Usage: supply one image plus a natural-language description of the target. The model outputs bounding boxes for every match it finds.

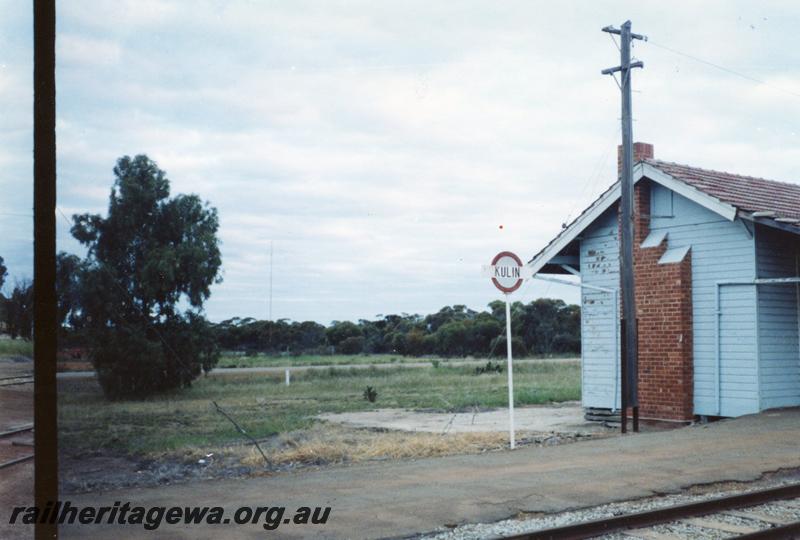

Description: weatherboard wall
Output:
[648,184,758,417]
[579,207,620,410]
[755,225,800,410]
[576,180,767,417]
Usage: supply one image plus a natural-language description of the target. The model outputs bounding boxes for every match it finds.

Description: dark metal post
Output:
[603,20,645,432]
[633,318,640,432]
[620,318,627,433]
[34,0,58,538]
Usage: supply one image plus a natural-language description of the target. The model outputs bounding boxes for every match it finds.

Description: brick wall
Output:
[623,181,694,421]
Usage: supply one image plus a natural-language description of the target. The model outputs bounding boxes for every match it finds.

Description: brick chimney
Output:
[617,142,654,176]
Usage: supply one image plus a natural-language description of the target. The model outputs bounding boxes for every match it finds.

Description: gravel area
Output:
[419,471,800,540]
[750,501,800,518]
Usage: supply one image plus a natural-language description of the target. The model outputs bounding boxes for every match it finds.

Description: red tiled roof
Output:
[646,159,800,221]
[527,157,800,269]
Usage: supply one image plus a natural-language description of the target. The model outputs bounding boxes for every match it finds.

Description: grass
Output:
[216,352,578,368]
[217,353,416,368]
[58,361,580,458]
[242,425,511,467]
[0,338,32,358]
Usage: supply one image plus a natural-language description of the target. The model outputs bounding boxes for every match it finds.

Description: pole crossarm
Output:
[602,61,644,75]
[602,24,647,41]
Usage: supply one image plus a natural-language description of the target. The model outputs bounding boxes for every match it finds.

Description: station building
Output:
[529,143,800,421]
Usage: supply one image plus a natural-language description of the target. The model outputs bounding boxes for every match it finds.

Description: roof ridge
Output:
[645,158,800,190]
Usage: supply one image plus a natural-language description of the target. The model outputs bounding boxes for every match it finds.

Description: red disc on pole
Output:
[490,251,524,293]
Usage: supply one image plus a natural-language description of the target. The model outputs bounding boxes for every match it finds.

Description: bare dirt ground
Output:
[60,411,609,495]
[0,356,33,540]
[59,408,800,539]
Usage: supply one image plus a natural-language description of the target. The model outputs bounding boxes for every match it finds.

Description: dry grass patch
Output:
[242,424,511,467]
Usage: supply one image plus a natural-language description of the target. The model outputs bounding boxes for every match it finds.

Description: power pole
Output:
[602,20,645,433]
[269,240,273,321]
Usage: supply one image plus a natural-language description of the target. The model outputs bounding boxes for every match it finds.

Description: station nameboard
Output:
[487,251,525,293]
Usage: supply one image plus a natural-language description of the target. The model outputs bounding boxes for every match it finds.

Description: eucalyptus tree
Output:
[72,155,222,398]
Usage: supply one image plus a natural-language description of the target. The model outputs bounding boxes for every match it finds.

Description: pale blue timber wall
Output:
[578,183,759,416]
[580,207,620,409]
[648,184,758,417]
[756,225,800,410]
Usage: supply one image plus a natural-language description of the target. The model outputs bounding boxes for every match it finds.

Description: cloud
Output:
[58,34,121,67]
[2,1,799,322]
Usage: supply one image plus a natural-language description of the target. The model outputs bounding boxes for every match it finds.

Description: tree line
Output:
[213,298,580,358]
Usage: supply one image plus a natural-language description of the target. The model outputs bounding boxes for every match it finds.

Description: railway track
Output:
[0,375,34,387]
[501,483,800,540]
[0,424,33,470]
[0,424,33,438]
[0,453,34,469]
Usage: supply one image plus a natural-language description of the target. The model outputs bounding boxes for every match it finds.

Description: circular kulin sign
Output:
[490,251,524,293]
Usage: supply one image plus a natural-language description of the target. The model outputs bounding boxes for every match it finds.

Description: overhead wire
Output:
[646,39,800,100]
[563,125,621,226]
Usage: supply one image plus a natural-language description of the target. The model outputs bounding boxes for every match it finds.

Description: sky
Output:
[1,1,800,324]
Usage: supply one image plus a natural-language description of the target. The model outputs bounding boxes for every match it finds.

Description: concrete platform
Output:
[318,402,611,434]
[58,408,800,539]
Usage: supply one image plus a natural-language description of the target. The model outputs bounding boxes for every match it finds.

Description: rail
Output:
[500,483,800,539]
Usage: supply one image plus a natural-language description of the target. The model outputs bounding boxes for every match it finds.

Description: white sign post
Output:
[504,297,515,449]
[483,251,527,450]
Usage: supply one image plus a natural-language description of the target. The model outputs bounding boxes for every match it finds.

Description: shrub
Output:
[363,386,378,403]
[475,361,503,375]
[337,336,364,355]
